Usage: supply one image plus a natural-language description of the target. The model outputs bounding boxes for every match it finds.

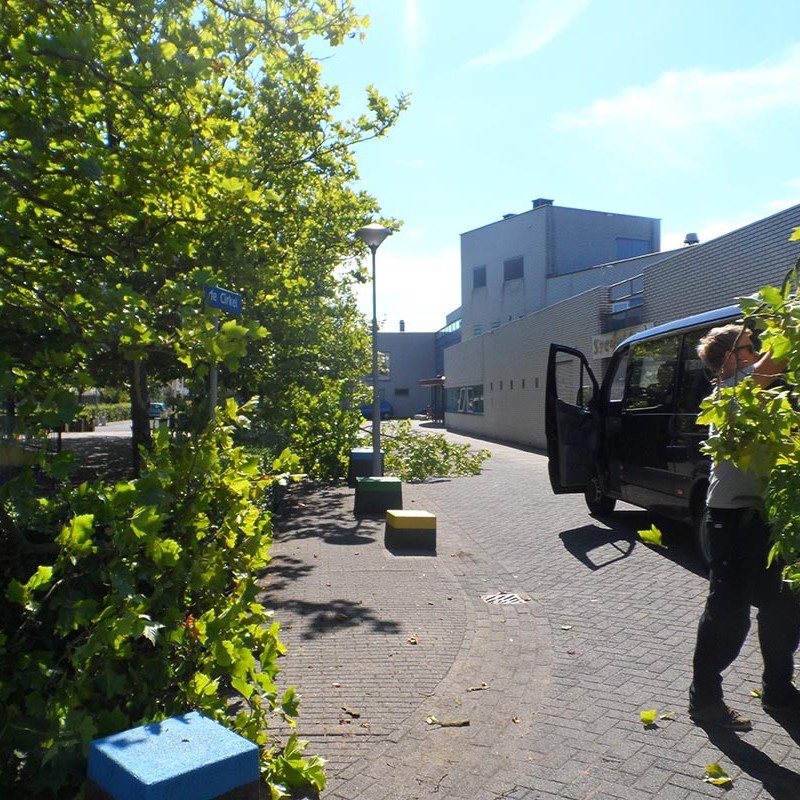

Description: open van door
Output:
[545,343,600,494]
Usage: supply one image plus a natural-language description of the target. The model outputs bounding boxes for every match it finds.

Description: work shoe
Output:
[763,688,800,715]
[689,702,753,731]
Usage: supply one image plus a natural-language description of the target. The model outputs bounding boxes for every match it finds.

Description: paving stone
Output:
[261,426,800,799]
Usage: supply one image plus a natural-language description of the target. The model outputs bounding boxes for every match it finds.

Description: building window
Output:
[394,388,409,397]
[446,385,484,415]
[473,265,487,289]
[473,324,483,336]
[607,275,644,332]
[503,256,523,281]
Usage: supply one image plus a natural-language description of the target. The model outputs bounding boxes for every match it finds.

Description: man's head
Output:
[697,323,758,376]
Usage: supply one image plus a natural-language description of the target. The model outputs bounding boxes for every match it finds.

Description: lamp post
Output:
[355,222,393,476]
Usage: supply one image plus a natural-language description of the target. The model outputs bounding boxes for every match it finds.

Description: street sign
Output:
[204,285,242,316]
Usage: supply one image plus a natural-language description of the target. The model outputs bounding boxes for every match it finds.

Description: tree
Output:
[0,0,406,471]
[698,232,800,582]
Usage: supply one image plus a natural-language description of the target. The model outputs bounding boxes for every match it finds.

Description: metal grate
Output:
[481,592,529,605]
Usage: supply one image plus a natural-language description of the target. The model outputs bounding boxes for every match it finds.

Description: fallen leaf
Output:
[638,524,666,549]
[751,687,762,698]
[331,682,341,688]
[511,716,521,724]
[425,715,470,727]
[659,711,677,721]
[341,706,361,718]
[466,682,489,692]
[560,625,573,631]
[334,612,349,622]
[703,763,735,787]
[640,709,658,727]
[407,634,418,645]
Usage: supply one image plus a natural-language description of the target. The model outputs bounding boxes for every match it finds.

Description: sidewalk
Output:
[266,430,800,800]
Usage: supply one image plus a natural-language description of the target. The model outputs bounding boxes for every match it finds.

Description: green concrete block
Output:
[354,477,402,515]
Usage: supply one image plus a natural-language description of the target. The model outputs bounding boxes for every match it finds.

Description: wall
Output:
[375,331,436,419]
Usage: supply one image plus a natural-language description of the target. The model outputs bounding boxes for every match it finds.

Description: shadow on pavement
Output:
[559,524,636,570]
[558,509,707,578]
[703,726,800,798]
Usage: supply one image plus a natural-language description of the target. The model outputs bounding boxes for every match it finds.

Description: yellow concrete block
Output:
[385,510,436,530]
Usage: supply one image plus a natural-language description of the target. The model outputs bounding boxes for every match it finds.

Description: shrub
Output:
[0,399,324,798]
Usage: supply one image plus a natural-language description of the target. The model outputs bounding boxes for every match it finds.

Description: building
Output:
[444,201,800,450]
[372,328,437,419]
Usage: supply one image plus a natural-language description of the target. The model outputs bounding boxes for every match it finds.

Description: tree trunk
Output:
[129,357,151,476]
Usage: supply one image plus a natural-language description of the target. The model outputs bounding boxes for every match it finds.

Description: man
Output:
[689,323,800,731]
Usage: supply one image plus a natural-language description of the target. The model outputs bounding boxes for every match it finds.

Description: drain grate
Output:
[481,592,529,605]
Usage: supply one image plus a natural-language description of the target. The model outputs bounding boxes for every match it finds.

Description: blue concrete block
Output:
[347,447,384,486]
[87,711,259,800]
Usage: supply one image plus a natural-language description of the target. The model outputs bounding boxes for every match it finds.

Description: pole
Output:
[370,245,382,476]
[209,315,219,421]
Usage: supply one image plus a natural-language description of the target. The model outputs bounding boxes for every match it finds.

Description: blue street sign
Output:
[204,285,242,316]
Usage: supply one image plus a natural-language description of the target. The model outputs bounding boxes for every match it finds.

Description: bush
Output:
[0,399,324,798]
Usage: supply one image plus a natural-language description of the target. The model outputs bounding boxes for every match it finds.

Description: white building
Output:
[444,201,800,449]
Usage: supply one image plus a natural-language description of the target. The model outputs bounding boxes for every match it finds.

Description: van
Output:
[545,304,742,560]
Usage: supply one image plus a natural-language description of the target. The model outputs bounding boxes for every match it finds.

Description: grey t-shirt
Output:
[706,366,764,509]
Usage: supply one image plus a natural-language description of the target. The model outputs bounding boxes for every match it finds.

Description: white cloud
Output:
[353,245,461,332]
[556,45,800,134]
[469,0,591,67]
[662,190,800,250]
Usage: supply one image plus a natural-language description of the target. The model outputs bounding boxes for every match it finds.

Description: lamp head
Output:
[355,223,393,250]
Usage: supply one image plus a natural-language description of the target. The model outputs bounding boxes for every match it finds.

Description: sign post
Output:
[203,285,243,420]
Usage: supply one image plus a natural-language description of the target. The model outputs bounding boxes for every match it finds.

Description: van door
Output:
[545,344,600,494]
[613,334,682,510]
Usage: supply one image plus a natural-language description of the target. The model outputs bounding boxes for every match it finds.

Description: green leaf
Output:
[789,226,800,241]
[703,762,734,786]
[638,525,666,549]
[640,709,658,726]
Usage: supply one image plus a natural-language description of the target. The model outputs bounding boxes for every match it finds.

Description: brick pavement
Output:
[264,427,800,799]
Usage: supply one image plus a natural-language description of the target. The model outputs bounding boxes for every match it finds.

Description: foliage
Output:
[697,245,800,584]
[378,419,491,483]
[0,400,322,798]
[0,0,406,464]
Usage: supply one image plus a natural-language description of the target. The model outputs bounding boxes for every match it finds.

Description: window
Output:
[473,265,487,289]
[394,388,410,397]
[378,351,390,378]
[503,257,524,281]
[446,385,484,414]
[623,336,681,409]
[676,331,713,413]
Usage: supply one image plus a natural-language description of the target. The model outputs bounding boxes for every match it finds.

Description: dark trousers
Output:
[690,507,800,708]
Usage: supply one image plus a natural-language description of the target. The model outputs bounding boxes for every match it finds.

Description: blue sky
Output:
[316,0,800,332]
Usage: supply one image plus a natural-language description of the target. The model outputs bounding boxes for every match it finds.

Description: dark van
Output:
[545,304,742,559]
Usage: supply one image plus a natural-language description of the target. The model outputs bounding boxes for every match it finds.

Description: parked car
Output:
[360,400,393,420]
[148,402,166,419]
[545,304,743,563]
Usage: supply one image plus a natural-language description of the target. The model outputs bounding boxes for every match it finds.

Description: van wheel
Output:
[585,472,616,516]
[694,510,711,568]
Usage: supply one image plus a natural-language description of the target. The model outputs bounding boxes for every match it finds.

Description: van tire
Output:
[694,509,711,568]
[585,472,616,516]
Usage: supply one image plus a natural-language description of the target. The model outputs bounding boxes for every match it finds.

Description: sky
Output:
[314,0,800,332]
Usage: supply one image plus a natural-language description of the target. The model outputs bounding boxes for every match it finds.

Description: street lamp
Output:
[355,222,393,476]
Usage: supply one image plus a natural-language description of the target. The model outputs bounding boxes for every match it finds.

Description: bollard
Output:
[86,711,260,800]
[347,447,384,487]
[384,510,437,553]
[353,476,402,516]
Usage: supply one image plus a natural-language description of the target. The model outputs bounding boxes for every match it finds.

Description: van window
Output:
[623,336,681,410]
[676,330,713,413]
[607,349,629,402]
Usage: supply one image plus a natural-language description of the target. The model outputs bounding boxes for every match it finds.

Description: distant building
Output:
[444,201,800,449]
